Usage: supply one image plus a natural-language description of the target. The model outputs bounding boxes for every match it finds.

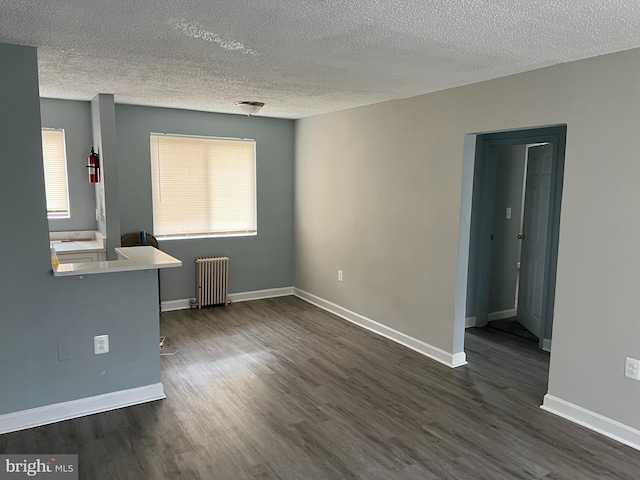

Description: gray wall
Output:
[0,43,162,416]
[488,145,526,313]
[40,98,97,232]
[92,94,121,260]
[115,105,295,300]
[295,46,640,430]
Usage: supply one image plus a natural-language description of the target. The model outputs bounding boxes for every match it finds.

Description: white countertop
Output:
[53,246,181,277]
[52,239,105,254]
[50,230,106,254]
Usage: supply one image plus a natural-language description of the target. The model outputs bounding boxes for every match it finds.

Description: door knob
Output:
[517,234,526,240]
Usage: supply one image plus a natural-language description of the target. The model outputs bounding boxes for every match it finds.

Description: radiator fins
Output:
[195,257,229,308]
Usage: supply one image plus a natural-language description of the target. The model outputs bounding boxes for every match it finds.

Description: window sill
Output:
[157,232,257,242]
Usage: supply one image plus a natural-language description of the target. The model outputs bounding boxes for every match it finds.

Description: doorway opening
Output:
[458,126,566,358]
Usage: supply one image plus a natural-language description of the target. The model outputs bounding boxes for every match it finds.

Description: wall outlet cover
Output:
[625,357,640,380]
[94,335,109,355]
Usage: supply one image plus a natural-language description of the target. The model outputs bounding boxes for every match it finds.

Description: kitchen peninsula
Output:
[53,246,181,277]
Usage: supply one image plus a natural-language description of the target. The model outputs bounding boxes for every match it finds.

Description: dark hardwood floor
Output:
[2,296,639,479]
[486,317,539,344]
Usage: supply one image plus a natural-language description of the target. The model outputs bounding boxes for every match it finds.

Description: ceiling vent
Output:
[234,101,265,116]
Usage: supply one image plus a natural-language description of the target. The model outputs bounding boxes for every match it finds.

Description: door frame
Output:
[468,126,566,349]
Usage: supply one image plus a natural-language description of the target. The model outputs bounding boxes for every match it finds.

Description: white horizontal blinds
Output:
[150,136,209,236]
[41,129,70,218]
[150,134,256,237]
[207,139,256,233]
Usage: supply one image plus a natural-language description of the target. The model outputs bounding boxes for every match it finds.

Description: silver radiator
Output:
[195,257,229,308]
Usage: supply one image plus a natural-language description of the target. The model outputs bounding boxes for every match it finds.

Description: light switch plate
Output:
[506,207,512,219]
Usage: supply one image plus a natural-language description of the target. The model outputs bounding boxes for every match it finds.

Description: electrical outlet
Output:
[338,269,343,282]
[94,335,109,355]
[625,357,640,380]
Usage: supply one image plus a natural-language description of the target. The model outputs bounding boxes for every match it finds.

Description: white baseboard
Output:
[0,383,165,435]
[229,287,294,303]
[488,308,517,322]
[161,298,193,312]
[293,288,466,368]
[541,394,640,451]
[161,287,294,312]
[542,338,552,352]
[465,316,476,328]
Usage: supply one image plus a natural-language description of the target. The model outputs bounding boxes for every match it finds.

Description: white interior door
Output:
[517,143,553,338]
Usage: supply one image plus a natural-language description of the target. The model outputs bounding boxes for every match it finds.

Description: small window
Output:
[150,134,257,239]
[41,129,70,219]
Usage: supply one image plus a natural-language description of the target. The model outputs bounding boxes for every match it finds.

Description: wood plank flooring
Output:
[2,296,639,479]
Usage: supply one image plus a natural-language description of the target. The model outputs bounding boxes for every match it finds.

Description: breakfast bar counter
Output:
[53,246,181,277]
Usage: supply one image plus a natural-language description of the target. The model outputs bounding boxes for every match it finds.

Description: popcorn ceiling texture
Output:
[2,0,640,118]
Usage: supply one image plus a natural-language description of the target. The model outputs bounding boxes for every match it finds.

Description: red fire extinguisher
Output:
[87,148,100,183]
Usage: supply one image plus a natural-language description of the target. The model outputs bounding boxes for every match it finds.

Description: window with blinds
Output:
[41,129,70,219]
[150,134,257,238]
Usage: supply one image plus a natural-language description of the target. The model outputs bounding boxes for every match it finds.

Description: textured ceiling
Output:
[2,1,640,118]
